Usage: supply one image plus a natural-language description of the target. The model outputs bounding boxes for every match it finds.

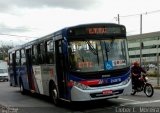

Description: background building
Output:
[127,31,160,66]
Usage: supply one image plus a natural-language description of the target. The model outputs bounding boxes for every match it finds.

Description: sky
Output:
[1,0,160,46]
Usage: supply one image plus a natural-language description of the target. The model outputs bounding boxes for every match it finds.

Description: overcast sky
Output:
[1,0,160,46]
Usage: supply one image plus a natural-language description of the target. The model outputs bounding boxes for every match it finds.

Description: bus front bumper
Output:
[70,79,132,101]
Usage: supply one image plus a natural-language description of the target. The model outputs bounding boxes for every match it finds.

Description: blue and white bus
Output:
[8,23,132,105]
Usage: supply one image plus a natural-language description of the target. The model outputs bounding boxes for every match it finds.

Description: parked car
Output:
[0,69,8,82]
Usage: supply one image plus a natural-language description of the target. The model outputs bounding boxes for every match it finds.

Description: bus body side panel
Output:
[20,65,39,92]
[15,66,20,86]
[8,66,14,86]
[32,65,56,96]
[20,66,30,90]
[9,53,18,86]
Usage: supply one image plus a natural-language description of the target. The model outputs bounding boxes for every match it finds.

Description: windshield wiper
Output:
[86,41,97,55]
[104,42,109,62]
[86,41,99,65]
[102,39,114,62]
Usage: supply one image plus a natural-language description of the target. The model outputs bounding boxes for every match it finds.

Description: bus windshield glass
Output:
[68,38,129,72]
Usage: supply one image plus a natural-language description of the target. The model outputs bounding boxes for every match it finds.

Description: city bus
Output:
[8,23,132,105]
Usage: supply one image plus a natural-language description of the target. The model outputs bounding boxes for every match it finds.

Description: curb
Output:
[153,86,160,89]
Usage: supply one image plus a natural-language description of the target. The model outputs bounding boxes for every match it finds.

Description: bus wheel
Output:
[131,89,136,95]
[50,84,60,106]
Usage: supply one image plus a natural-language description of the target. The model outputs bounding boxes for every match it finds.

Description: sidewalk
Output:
[148,77,160,89]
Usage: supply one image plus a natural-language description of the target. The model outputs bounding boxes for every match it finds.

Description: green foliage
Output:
[147,70,157,77]
[0,45,13,60]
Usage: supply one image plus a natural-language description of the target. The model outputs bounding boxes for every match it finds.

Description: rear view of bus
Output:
[66,23,132,101]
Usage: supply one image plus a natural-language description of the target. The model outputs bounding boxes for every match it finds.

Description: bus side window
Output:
[16,50,20,66]
[46,40,54,64]
[37,42,45,64]
[21,49,26,65]
[32,45,37,65]
[9,53,13,65]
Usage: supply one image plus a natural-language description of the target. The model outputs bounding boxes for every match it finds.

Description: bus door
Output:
[55,39,68,98]
[11,53,18,86]
[26,48,35,91]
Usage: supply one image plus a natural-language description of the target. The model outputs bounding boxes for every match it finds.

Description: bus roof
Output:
[8,23,126,53]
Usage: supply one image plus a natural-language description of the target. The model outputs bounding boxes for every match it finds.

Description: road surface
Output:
[0,81,160,113]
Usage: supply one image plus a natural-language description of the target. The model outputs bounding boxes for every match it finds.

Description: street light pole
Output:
[157,39,160,86]
[140,14,142,66]
[140,14,142,34]
[118,14,120,24]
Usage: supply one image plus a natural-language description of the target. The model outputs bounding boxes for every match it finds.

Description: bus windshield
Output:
[68,38,129,72]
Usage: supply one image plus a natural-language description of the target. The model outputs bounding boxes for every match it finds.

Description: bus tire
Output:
[131,89,136,95]
[49,82,60,106]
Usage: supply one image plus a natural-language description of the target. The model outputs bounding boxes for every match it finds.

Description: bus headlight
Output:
[74,82,89,90]
[122,77,131,85]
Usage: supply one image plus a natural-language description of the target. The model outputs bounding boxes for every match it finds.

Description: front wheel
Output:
[49,84,60,106]
[144,84,154,97]
[131,88,136,95]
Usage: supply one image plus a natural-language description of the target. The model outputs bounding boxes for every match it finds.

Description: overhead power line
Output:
[120,13,140,18]
[119,9,160,18]
[143,10,160,15]
[0,33,36,39]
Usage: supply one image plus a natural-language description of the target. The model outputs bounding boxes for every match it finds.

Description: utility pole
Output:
[140,14,142,34]
[118,14,120,24]
[140,14,142,66]
[157,39,160,86]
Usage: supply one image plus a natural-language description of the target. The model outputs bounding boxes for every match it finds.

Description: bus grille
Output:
[90,89,123,98]
[88,82,121,87]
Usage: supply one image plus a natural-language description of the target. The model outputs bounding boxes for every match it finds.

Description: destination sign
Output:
[87,27,122,35]
[68,25,125,36]
[87,28,107,34]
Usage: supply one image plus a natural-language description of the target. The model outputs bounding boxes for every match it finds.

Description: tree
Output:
[0,45,13,60]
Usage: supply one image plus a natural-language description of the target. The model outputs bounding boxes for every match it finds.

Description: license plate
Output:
[102,90,112,95]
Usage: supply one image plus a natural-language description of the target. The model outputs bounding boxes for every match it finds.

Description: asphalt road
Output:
[0,81,160,113]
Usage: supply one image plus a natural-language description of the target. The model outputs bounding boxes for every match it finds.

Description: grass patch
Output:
[147,70,158,77]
